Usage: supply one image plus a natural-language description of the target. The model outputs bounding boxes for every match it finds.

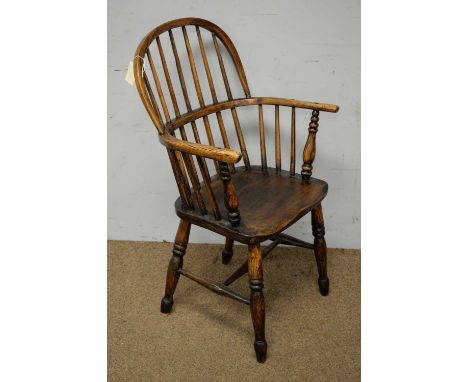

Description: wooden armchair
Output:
[133,18,339,363]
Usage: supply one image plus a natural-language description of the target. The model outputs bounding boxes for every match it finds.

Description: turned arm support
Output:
[159,134,242,164]
[301,109,321,182]
[160,134,241,226]
[219,162,241,226]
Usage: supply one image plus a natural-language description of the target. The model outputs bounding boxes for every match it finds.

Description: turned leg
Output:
[160,219,191,313]
[248,244,267,363]
[312,204,329,296]
[222,238,234,265]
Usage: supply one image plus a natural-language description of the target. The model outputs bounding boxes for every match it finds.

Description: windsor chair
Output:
[133,18,339,363]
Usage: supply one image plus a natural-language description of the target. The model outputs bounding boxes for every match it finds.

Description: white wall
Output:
[108,0,360,248]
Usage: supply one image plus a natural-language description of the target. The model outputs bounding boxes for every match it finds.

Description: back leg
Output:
[312,204,329,296]
[160,219,191,313]
[222,237,234,265]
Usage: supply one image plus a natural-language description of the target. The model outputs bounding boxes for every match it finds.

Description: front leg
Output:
[312,204,329,296]
[248,244,267,362]
[160,219,191,313]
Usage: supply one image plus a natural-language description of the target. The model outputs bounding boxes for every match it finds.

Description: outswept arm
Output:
[166,97,339,132]
[160,96,339,225]
[160,134,242,226]
[159,134,242,164]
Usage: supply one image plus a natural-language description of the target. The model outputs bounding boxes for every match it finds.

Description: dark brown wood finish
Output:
[290,107,296,177]
[301,110,320,182]
[133,18,340,363]
[219,162,241,226]
[195,26,234,175]
[166,98,338,132]
[176,166,328,243]
[178,268,250,304]
[222,237,234,265]
[312,204,329,296]
[248,244,267,362]
[275,105,281,174]
[258,105,267,171]
[223,238,280,286]
[160,219,191,313]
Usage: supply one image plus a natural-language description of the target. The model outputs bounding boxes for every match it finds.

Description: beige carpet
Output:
[108,241,360,381]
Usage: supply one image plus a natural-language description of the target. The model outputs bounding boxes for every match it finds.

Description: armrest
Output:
[159,134,242,164]
[166,97,339,132]
[160,134,242,226]
[255,97,339,113]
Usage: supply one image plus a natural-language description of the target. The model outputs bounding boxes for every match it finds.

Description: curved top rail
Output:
[166,97,339,132]
[133,18,252,135]
[134,18,251,106]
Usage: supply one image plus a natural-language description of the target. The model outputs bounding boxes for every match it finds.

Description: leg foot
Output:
[160,220,191,313]
[318,276,329,296]
[248,244,267,363]
[254,340,268,363]
[222,238,234,264]
[160,297,174,313]
[312,204,329,296]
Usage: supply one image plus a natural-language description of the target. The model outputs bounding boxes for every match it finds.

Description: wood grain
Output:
[290,107,296,177]
[222,237,234,265]
[258,105,267,171]
[159,134,242,164]
[275,105,281,174]
[248,244,267,362]
[132,17,340,364]
[219,162,241,226]
[312,204,329,296]
[160,219,191,313]
[301,110,320,182]
[176,166,328,243]
[166,98,338,132]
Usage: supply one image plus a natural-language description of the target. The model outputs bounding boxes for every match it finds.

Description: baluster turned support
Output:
[161,219,191,313]
[312,204,329,296]
[248,244,267,363]
[301,110,320,182]
[219,162,241,226]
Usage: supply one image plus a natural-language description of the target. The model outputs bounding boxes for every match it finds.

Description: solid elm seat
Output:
[176,166,328,242]
[132,17,340,363]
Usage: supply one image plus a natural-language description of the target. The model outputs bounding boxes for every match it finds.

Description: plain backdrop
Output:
[2,1,468,381]
[108,0,360,248]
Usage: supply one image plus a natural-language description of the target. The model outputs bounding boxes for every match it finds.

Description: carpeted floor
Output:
[108,241,360,381]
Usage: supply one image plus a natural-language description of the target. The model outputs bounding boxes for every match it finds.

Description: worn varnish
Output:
[175,166,328,242]
[133,17,340,363]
